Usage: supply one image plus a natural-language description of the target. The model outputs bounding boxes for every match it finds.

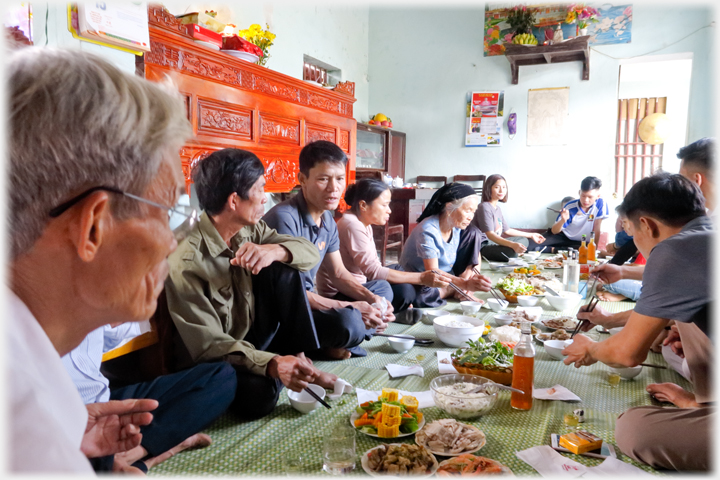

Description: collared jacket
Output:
[165,212,320,375]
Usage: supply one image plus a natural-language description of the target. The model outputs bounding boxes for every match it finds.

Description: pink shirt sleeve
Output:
[338,214,390,282]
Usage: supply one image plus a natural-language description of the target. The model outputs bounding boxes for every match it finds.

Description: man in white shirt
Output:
[8,47,192,473]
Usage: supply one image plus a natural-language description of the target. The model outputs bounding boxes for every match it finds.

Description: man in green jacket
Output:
[165,148,335,419]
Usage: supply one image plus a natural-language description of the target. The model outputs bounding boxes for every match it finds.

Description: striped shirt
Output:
[557,197,609,241]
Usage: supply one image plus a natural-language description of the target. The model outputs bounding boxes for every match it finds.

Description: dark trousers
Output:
[89,361,237,472]
[412,225,483,308]
[321,279,394,356]
[609,238,638,265]
[527,231,581,252]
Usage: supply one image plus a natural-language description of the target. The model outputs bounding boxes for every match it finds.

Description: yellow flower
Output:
[250,24,263,33]
[491,29,499,40]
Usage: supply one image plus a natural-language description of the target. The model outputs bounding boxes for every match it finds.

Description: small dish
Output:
[486,298,508,312]
[388,335,415,353]
[288,384,326,414]
[460,301,483,315]
[421,309,448,325]
[544,339,573,360]
[361,444,438,477]
[415,421,486,456]
[545,291,583,310]
[221,49,259,62]
[493,314,513,326]
[517,295,539,307]
[609,365,643,379]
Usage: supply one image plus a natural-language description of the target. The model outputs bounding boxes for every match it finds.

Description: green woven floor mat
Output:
[148,262,678,476]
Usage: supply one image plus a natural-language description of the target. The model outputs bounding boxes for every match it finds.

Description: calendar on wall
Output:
[465,91,504,147]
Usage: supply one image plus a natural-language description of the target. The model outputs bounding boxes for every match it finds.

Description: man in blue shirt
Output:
[263,141,395,359]
[529,176,609,252]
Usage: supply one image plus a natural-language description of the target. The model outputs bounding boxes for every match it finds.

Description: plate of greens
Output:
[351,399,425,438]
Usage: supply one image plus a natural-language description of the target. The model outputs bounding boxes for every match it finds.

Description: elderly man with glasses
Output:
[7,47,233,474]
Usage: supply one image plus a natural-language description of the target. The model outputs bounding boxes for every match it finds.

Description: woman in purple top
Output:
[471,174,545,262]
[319,178,451,312]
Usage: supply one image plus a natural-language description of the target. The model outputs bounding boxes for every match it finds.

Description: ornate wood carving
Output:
[260,156,299,191]
[253,76,299,102]
[198,99,252,139]
[259,114,300,145]
[148,4,190,36]
[306,124,336,144]
[339,130,350,152]
[333,81,355,97]
[179,147,216,193]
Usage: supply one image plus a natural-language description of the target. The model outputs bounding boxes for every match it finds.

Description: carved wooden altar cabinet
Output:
[139,5,357,195]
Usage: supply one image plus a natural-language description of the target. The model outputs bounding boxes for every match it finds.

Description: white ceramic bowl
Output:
[544,339,573,360]
[222,49,259,62]
[433,315,485,347]
[460,301,483,315]
[493,314,513,326]
[421,309,447,325]
[388,335,415,353]
[523,251,541,261]
[487,298,509,312]
[516,295,539,307]
[609,327,624,336]
[287,384,326,414]
[546,292,583,311]
[194,39,220,50]
[609,365,643,379]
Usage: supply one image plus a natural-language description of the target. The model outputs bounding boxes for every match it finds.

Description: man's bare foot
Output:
[647,383,700,408]
[142,433,212,470]
[324,347,352,360]
[313,370,338,389]
[596,291,627,302]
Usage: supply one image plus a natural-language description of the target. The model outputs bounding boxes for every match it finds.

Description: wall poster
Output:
[465,91,504,147]
[527,87,569,146]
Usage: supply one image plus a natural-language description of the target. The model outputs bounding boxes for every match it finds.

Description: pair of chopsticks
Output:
[304,387,331,409]
[472,267,505,304]
[570,295,599,339]
[433,270,474,301]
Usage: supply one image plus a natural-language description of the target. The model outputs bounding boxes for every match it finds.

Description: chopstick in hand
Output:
[304,387,331,409]
[570,296,599,339]
[434,270,474,301]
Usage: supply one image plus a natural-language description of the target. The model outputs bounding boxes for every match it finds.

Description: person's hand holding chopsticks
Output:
[561,334,598,368]
[419,270,452,288]
[462,270,493,292]
[575,303,613,331]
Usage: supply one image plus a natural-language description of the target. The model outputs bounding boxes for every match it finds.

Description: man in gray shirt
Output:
[563,172,712,472]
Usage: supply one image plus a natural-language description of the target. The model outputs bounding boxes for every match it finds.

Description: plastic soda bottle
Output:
[588,232,596,262]
[578,234,588,264]
[511,321,535,410]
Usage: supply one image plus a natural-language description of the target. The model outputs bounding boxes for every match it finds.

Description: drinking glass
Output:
[322,419,356,475]
[563,412,579,430]
[282,453,305,476]
[607,371,621,388]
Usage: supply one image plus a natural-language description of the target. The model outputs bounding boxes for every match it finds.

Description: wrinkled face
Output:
[234,176,267,226]
[491,179,507,201]
[448,198,479,230]
[578,188,600,210]
[95,153,184,322]
[300,161,346,213]
[363,189,392,226]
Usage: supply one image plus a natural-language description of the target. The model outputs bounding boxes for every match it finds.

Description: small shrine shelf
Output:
[138,4,357,194]
[504,35,590,85]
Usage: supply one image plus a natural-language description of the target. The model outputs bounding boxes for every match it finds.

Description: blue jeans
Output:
[602,279,642,301]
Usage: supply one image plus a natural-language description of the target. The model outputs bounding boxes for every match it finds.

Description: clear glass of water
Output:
[282,453,305,476]
[322,419,356,475]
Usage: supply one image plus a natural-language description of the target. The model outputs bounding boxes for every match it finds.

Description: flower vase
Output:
[579,27,588,36]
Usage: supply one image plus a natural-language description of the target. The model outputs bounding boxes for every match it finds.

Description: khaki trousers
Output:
[615,322,714,471]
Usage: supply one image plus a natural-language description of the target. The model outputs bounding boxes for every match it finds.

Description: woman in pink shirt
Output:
[316,178,449,312]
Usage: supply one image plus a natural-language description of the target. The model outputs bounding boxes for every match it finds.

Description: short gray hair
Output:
[9,48,192,259]
[445,195,480,215]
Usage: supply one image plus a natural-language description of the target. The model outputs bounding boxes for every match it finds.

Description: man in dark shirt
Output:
[563,172,712,471]
[263,141,395,359]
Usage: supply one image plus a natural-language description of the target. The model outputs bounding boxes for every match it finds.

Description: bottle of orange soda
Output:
[588,232,596,262]
[511,321,535,411]
[578,234,588,264]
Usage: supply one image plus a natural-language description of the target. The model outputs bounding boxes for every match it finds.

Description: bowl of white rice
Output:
[430,374,498,419]
[433,316,486,347]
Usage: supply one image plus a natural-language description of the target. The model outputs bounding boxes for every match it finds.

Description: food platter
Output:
[436,454,513,476]
[362,444,439,477]
[536,330,572,343]
[351,411,425,439]
[541,316,578,331]
[415,420,486,457]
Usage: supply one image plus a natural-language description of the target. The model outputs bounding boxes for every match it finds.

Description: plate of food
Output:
[436,453,513,476]
[352,390,424,438]
[451,338,514,385]
[415,419,486,457]
[536,329,572,343]
[509,307,543,323]
[362,443,438,477]
[496,276,534,303]
[541,316,578,331]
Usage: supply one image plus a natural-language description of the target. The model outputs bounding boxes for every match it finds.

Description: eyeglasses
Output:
[48,186,199,242]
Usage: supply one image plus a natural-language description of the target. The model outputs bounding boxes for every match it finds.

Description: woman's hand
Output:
[511,242,527,254]
[530,233,545,244]
[463,273,492,292]
[419,270,452,288]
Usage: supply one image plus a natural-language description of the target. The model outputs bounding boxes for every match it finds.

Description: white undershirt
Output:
[8,290,94,474]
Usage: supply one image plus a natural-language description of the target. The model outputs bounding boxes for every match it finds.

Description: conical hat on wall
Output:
[638,113,671,145]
